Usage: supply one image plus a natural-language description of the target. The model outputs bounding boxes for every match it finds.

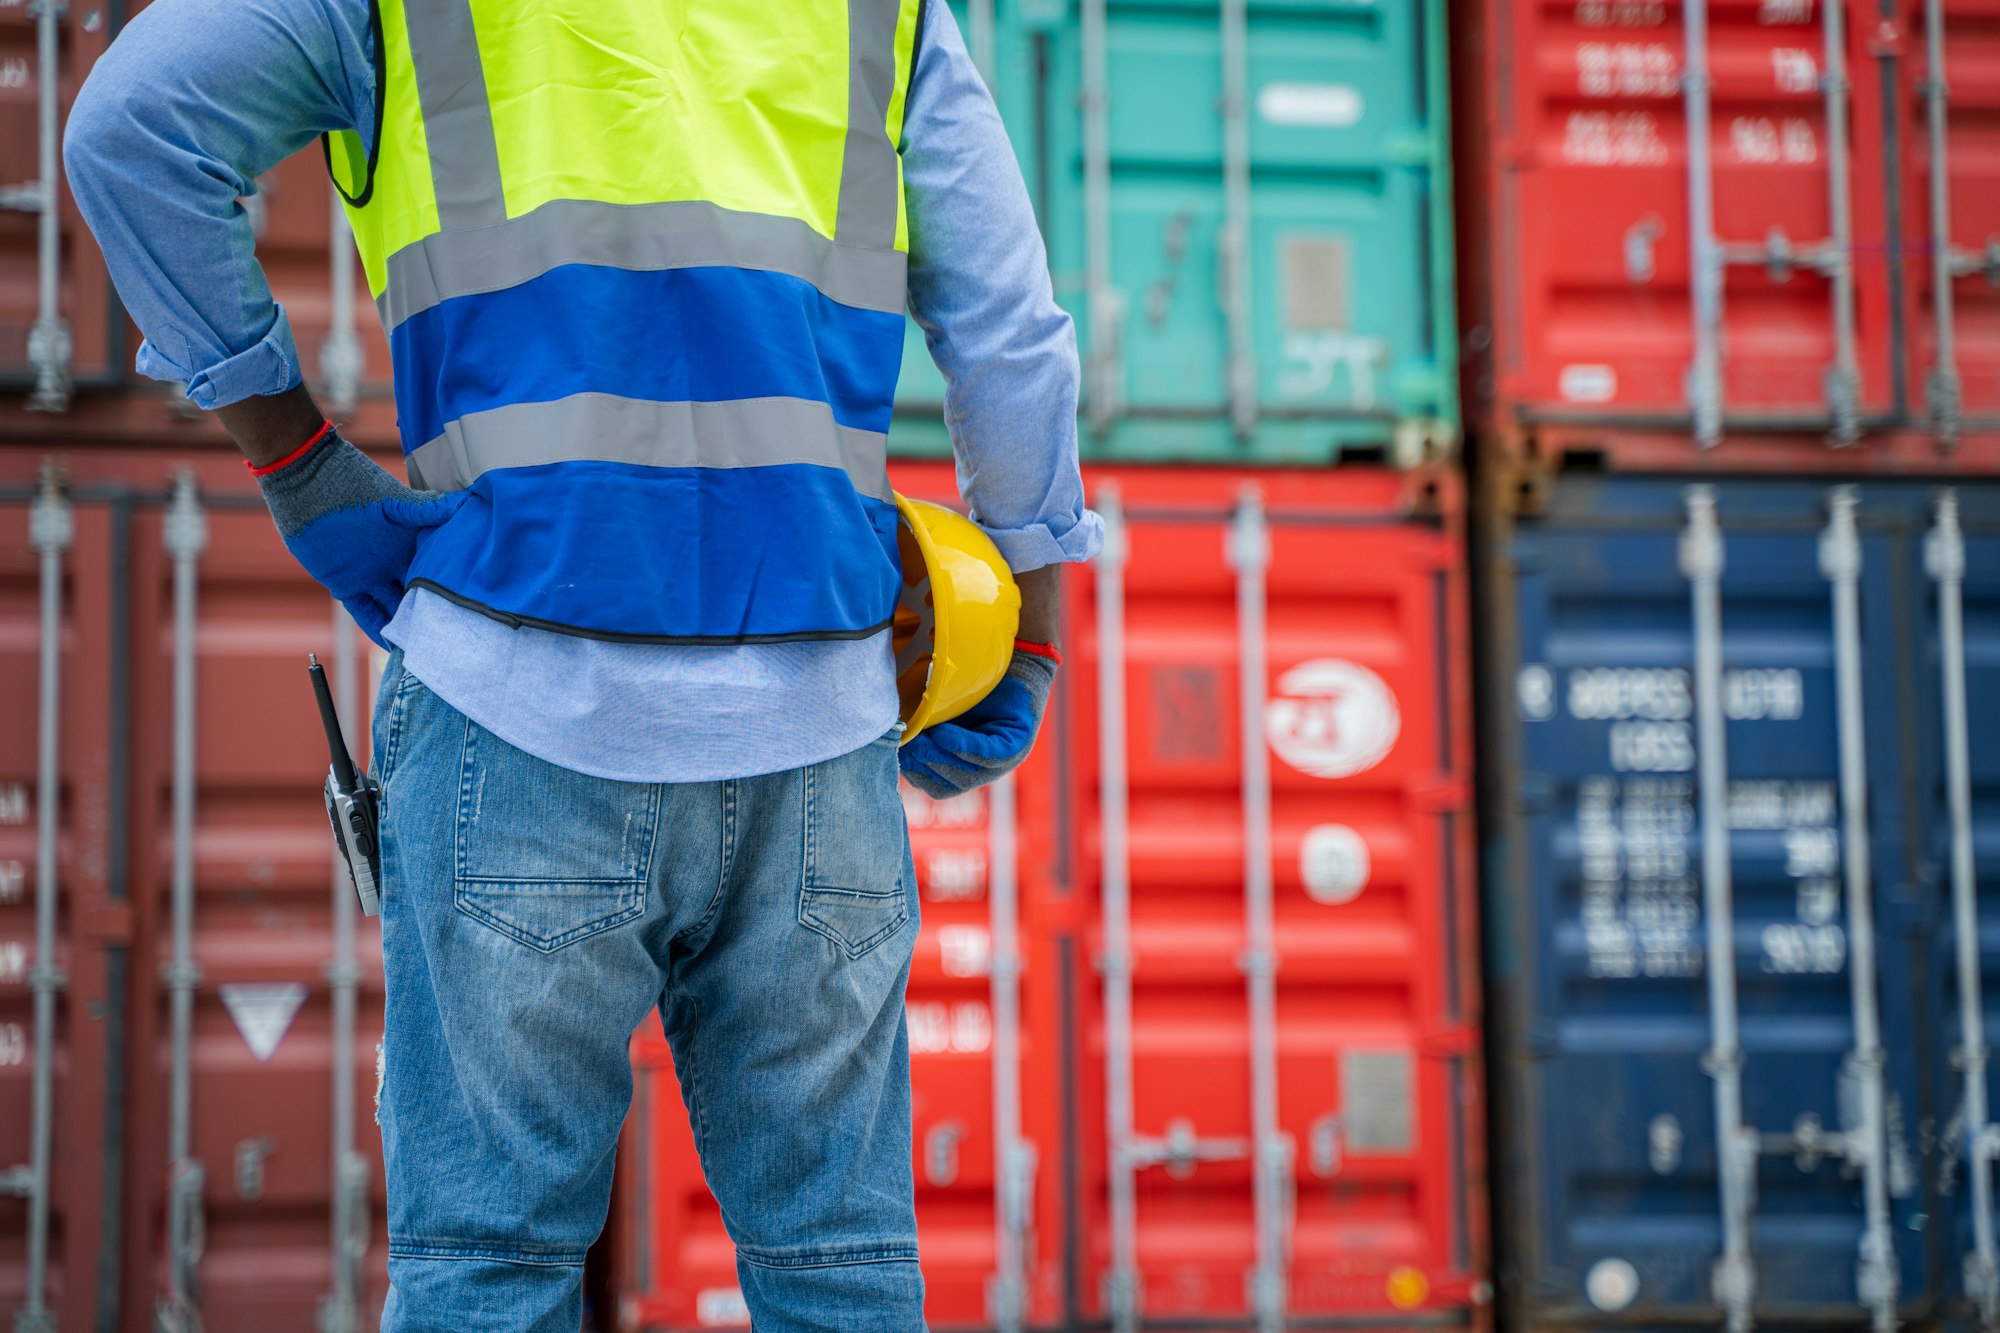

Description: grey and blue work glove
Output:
[898,645,1058,799]
[253,423,467,648]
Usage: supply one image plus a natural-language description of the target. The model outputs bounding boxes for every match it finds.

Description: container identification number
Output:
[1525,667,1804,772]
[1575,0,1666,26]
[1576,777,1845,979]
[1574,42,1679,98]
[1732,116,1818,164]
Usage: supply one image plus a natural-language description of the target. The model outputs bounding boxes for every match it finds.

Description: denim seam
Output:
[452,887,648,954]
[796,755,909,958]
[798,885,909,959]
[631,780,666,882]
[389,1242,586,1267]
[671,992,732,1244]
[457,874,645,888]
[680,777,735,945]
[734,1245,922,1271]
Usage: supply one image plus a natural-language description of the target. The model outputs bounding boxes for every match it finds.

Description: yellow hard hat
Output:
[892,494,1021,743]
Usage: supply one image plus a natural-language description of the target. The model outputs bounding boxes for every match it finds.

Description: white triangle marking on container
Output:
[219,982,308,1062]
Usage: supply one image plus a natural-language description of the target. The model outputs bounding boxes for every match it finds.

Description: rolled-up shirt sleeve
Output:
[63,0,374,408]
[902,2,1102,573]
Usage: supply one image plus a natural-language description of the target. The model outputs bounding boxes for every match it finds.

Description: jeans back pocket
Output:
[798,731,912,959]
[454,722,660,952]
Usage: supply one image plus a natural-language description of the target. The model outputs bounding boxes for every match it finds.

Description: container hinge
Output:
[986,1139,1037,1329]
[1086,287,1127,436]
[1712,1250,1757,1327]
[1965,1253,2000,1333]
[157,1159,207,1333]
[164,473,210,561]
[30,467,73,557]
[318,1152,373,1333]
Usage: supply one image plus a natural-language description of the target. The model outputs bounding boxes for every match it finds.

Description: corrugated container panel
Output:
[1480,472,1998,1329]
[1037,0,1458,463]
[1056,466,1485,1324]
[606,461,1073,1332]
[0,449,391,1333]
[600,463,1489,1330]
[1460,0,2000,468]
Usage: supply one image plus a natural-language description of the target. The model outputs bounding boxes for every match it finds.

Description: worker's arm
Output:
[65,0,464,644]
[898,4,1099,797]
[63,0,370,422]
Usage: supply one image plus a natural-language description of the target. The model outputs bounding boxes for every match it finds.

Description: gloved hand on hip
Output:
[252,422,467,647]
[898,644,1059,799]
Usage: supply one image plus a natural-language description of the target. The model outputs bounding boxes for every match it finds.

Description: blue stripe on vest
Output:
[403,460,903,642]
[390,265,908,451]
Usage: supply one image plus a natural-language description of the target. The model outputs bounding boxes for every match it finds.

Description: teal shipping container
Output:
[888,0,1458,464]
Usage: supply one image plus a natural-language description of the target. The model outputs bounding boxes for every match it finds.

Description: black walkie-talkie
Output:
[309,654,382,916]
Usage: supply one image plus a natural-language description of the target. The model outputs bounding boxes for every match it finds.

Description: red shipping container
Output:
[1058,467,1485,1328]
[606,464,1490,1331]
[1459,0,2000,470]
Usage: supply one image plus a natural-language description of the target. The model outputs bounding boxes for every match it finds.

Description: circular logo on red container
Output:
[1264,658,1401,779]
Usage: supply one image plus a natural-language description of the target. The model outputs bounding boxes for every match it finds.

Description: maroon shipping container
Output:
[1457,0,2000,470]
[0,449,390,1333]
[0,0,400,450]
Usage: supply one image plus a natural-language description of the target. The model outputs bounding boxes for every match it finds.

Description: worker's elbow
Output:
[62,76,142,198]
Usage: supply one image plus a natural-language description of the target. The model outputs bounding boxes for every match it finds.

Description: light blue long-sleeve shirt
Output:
[65,0,1099,781]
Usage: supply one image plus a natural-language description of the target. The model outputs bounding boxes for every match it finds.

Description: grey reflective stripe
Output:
[376,199,909,330]
[404,0,505,229]
[837,0,906,247]
[405,394,893,503]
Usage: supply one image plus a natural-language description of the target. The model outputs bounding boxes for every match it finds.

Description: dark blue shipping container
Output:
[1481,476,2000,1332]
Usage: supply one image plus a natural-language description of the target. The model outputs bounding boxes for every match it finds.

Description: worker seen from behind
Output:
[63,0,1100,1325]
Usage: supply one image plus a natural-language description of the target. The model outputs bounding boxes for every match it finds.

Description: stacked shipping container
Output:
[1457,0,2000,1324]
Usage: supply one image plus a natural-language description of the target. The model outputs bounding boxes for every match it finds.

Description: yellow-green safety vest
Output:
[325,0,924,643]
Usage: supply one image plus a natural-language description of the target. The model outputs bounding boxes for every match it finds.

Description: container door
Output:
[1060,466,1484,1326]
[1040,0,1455,462]
[1484,0,1896,442]
[1491,477,1930,1326]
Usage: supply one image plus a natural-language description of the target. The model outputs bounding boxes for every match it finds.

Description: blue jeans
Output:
[369,653,925,1331]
